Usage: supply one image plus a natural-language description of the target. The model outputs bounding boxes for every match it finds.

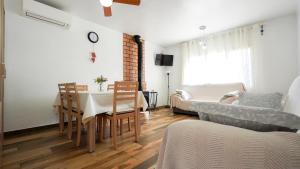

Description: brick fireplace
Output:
[123,33,146,90]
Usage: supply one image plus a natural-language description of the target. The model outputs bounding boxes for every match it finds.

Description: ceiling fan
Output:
[99,0,141,17]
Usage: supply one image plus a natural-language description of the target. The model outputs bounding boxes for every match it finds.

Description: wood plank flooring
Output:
[1,109,196,169]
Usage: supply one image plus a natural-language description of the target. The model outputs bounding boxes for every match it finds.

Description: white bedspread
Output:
[157,120,300,169]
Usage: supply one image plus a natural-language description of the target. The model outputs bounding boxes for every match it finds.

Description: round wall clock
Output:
[87,31,99,43]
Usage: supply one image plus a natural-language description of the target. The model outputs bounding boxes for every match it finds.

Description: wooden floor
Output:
[1,109,196,169]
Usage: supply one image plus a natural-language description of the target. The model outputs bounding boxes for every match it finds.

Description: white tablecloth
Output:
[54,91,148,123]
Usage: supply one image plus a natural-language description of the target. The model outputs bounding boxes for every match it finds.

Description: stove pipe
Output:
[133,35,143,91]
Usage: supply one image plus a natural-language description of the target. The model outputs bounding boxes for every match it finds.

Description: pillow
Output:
[238,92,283,110]
[283,76,300,117]
[281,95,288,110]
[219,97,237,104]
[232,100,239,105]
[219,90,240,104]
[193,103,300,132]
[176,90,191,100]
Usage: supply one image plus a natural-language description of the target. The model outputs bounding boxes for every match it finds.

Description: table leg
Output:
[134,110,139,142]
[120,119,123,135]
[87,117,96,153]
[128,117,131,132]
[99,115,103,142]
[138,108,141,136]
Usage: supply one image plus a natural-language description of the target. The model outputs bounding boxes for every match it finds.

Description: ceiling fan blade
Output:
[113,0,140,6]
[103,6,112,17]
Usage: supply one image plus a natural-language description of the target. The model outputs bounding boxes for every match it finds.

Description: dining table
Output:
[53,90,148,152]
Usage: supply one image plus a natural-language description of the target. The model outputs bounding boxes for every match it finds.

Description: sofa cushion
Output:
[182,83,245,101]
[238,92,283,110]
[175,90,192,100]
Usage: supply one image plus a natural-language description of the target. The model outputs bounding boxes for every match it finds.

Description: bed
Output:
[157,120,300,169]
[157,77,300,169]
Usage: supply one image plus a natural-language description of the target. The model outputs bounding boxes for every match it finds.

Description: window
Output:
[182,26,254,88]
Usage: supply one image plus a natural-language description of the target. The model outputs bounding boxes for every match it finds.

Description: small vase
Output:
[99,84,103,91]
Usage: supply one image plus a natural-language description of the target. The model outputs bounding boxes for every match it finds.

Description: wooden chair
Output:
[58,83,68,136]
[65,83,88,146]
[76,84,89,91]
[105,83,132,135]
[107,84,114,91]
[99,81,139,149]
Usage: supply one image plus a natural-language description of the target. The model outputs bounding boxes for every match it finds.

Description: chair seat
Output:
[105,109,135,116]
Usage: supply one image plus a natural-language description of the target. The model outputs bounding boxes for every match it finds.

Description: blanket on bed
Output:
[157,120,300,169]
[190,102,300,131]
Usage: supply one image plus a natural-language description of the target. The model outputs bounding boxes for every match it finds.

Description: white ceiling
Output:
[37,0,298,46]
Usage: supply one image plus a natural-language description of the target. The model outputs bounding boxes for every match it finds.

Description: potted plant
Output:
[94,75,108,91]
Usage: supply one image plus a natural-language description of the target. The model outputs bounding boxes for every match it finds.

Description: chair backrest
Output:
[58,83,68,108]
[112,81,138,115]
[65,83,82,115]
[76,85,88,91]
[107,84,114,91]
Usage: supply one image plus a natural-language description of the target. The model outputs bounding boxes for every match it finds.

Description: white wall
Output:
[163,44,182,94]
[5,0,166,132]
[165,14,298,95]
[144,42,167,106]
[4,0,123,131]
[298,1,300,74]
[252,14,298,94]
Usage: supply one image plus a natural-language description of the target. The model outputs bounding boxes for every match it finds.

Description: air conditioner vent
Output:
[22,0,71,28]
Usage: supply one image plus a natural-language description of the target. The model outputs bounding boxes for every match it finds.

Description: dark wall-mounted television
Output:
[155,54,173,66]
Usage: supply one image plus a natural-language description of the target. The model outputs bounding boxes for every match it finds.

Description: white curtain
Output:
[182,25,257,89]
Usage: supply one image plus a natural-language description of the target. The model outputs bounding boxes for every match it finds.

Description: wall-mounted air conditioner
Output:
[22,0,71,28]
